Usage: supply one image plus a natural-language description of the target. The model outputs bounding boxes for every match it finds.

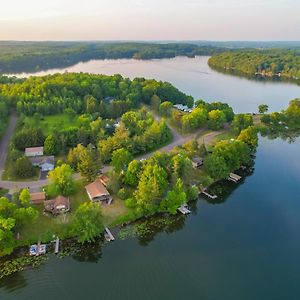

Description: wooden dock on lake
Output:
[228,173,242,183]
[104,227,115,242]
[201,190,218,200]
[54,237,60,254]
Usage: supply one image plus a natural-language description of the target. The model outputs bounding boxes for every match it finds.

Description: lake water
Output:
[11,56,300,113]
[1,57,300,300]
[1,136,300,300]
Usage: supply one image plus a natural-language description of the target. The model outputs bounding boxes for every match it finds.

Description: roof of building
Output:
[192,156,204,163]
[99,175,109,187]
[30,192,46,202]
[85,179,110,199]
[30,156,55,166]
[44,195,70,213]
[25,146,44,153]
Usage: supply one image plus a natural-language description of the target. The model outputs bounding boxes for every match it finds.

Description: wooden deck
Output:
[228,173,242,183]
[178,204,191,215]
[54,237,60,254]
[104,227,115,242]
[201,191,218,200]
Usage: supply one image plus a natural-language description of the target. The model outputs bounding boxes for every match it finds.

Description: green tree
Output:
[258,104,269,114]
[134,164,168,214]
[160,179,187,214]
[124,160,142,186]
[78,145,101,182]
[237,126,258,149]
[151,94,161,111]
[71,202,104,243]
[85,95,97,114]
[15,156,35,178]
[159,101,173,117]
[19,189,31,207]
[232,114,253,133]
[44,134,59,155]
[111,148,133,173]
[208,109,226,130]
[48,164,75,196]
[204,154,230,180]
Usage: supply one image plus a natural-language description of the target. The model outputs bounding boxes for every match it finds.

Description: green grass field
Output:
[24,114,80,135]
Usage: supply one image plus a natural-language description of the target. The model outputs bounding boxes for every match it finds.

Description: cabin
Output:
[30,192,46,205]
[25,146,44,157]
[30,156,55,171]
[85,179,112,204]
[192,156,204,169]
[44,195,70,214]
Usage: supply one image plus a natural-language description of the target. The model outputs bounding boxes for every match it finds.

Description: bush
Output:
[117,188,130,200]
[187,186,199,201]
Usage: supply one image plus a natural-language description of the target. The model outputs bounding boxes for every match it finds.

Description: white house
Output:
[30,156,55,171]
[25,146,44,157]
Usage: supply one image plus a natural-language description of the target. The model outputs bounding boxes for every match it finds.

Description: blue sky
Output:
[0,0,299,40]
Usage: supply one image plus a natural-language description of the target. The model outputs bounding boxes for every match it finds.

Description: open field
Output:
[24,113,80,135]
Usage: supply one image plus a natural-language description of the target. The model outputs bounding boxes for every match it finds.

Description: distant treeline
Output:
[0,42,226,74]
[208,49,300,81]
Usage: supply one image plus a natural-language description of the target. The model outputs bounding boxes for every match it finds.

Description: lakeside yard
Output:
[17,179,129,247]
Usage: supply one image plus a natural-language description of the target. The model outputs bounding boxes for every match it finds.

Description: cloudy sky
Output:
[0,0,299,41]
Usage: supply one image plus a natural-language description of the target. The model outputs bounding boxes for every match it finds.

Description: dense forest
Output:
[208,49,300,80]
[0,72,193,117]
[0,41,226,74]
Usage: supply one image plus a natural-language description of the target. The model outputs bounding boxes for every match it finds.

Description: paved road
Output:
[0,113,17,175]
[0,111,224,193]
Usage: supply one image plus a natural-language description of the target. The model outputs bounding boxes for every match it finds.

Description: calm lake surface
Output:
[1,136,300,300]
[1,58,300,300]
[11,56,300,113]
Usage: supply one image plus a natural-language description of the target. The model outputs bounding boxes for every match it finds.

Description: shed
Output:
[85,179,111,203]
[25,147,44,157]
[44,196,70,214]
[30,192,46,205]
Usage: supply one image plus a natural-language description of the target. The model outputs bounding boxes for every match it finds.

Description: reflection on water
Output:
[0,272,28,294]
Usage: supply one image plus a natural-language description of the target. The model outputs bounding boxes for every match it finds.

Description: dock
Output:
[201,191,218,200]
[228,173,242,183]
[54,237,60,254]
[104,227,115,242]
[178,204,191,215]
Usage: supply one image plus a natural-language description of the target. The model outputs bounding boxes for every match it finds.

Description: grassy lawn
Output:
[208,130,237,145]
[102,198,129,226]
[24,113,80,135]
